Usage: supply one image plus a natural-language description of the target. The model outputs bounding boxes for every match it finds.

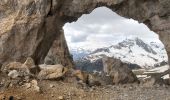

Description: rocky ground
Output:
[0,58,170,100]
[0,78,170,100]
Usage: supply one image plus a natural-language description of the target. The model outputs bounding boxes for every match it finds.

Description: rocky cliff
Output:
[0,0,170,68]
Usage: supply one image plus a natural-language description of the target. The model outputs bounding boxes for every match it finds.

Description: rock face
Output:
[102,57,138,84]
[0,0,64,65]
[0,0,170,68]
[44,30,74,68]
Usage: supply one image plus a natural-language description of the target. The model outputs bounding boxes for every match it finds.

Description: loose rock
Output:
[58,96,64,100]
[50,84,55,88]
[38,64,68,80]
[8,70,19,79]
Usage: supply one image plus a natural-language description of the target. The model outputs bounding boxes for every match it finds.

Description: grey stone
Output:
[102,56,139,84]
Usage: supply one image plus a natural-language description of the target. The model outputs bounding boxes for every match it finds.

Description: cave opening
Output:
[61,7,169,73]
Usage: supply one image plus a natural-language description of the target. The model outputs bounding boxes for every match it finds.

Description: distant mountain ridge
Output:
[70,37,168,71]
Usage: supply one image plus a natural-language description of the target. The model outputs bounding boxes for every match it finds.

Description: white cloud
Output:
[63,7,160,50]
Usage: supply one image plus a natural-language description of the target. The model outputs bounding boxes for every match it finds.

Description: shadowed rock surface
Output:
[44,30,74,68]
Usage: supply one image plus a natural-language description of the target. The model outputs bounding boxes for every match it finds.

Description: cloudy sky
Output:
[63,7,160,50]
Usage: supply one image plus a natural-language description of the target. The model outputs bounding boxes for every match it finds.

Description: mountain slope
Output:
[70,37,168,71]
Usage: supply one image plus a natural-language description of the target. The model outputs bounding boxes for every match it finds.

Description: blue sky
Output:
[63,7,161,50]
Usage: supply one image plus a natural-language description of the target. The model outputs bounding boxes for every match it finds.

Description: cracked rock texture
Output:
[0,0,170,68]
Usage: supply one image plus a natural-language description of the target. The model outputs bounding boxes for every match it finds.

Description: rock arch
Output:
[0,0,170,68]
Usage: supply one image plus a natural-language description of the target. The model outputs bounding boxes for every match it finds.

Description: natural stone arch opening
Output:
[0,0,170,70]
[46,6,168,71]
[55,0,170,69]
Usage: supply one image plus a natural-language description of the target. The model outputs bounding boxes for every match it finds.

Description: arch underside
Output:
[0,0,170,68]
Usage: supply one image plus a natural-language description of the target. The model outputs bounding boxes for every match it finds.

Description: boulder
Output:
[37,64,68,80]
[1,57,36,79]
[102,56,139,84]
[1,62,30,79]
[1,62,23,73]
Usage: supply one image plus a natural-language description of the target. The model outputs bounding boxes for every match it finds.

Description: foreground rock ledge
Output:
[0,0,170,68]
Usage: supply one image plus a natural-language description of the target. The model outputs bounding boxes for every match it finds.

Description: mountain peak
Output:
[135,37,157,55]
[71,37,168,69]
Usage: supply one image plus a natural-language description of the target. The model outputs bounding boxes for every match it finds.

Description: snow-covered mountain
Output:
[70,37,168,71]
[70,48,91,60]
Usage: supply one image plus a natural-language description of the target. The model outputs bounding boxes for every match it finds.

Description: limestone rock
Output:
[50,84,55,88]
[1,57,35,73]
[0,0,64,65]
[37,64,68,80]
[102,57,139,84]
[8,70,19,79]
[25,83,31,89]
[0,0,169,71]
[58,96,64,100]
[23,79,40,92]
[31,80,40,92]
[1,62,22,73]
[2,61,30,79]
[1,57,36,79]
